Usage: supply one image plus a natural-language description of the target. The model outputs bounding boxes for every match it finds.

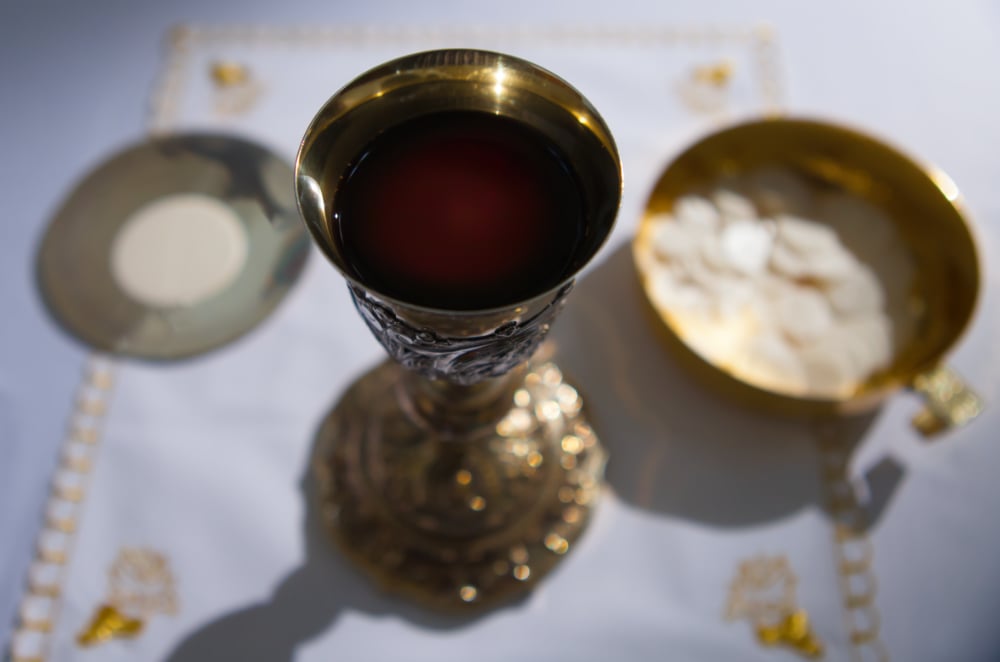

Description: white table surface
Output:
[2,1,1000,659]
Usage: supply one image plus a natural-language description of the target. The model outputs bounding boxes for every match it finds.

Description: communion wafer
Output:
[674,195,722,231]
[712,189,757,222]
[771,285,835,344]
[823,264,885,317]
[638,168,916,398]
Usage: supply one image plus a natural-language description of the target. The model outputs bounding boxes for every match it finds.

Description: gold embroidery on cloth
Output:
[726,555,824,658]
[817,425,889,661]
[9,356,116,662]
[676,59,734,114]
[210,61,264,116]
[77,548,178,647]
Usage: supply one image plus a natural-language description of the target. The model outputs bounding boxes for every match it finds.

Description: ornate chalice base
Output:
[312,352,605,610]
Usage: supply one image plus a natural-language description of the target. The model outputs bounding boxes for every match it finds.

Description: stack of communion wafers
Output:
[635,167,918,399]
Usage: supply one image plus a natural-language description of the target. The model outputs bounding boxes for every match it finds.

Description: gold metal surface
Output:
[296,48,621,309]
[36,134,310,360]
[313,356,606,610]
[911,364,984,435]
[297,49,621,609]
[635,117,982,425]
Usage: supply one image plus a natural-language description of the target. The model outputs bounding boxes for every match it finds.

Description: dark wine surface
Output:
[334,111,585,310]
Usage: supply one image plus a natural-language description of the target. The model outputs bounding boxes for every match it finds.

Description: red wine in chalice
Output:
[333,110,586,310]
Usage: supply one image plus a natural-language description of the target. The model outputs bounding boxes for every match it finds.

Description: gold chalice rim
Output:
[294,47,623,317]
[633,114,983,415]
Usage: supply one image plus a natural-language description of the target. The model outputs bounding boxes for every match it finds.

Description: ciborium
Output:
[296,49,621,610]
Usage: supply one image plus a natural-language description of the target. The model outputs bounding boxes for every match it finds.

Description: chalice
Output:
[296,49,621,609]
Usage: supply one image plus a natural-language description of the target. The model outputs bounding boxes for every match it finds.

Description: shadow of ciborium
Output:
[552,243,904,529]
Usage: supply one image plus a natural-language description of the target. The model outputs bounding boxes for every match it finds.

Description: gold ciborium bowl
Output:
[296,49,621,610]
[634,117,982,432]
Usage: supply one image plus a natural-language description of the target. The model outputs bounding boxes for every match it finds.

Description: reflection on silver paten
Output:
[36,133,310,360]
[350,283,573,385]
